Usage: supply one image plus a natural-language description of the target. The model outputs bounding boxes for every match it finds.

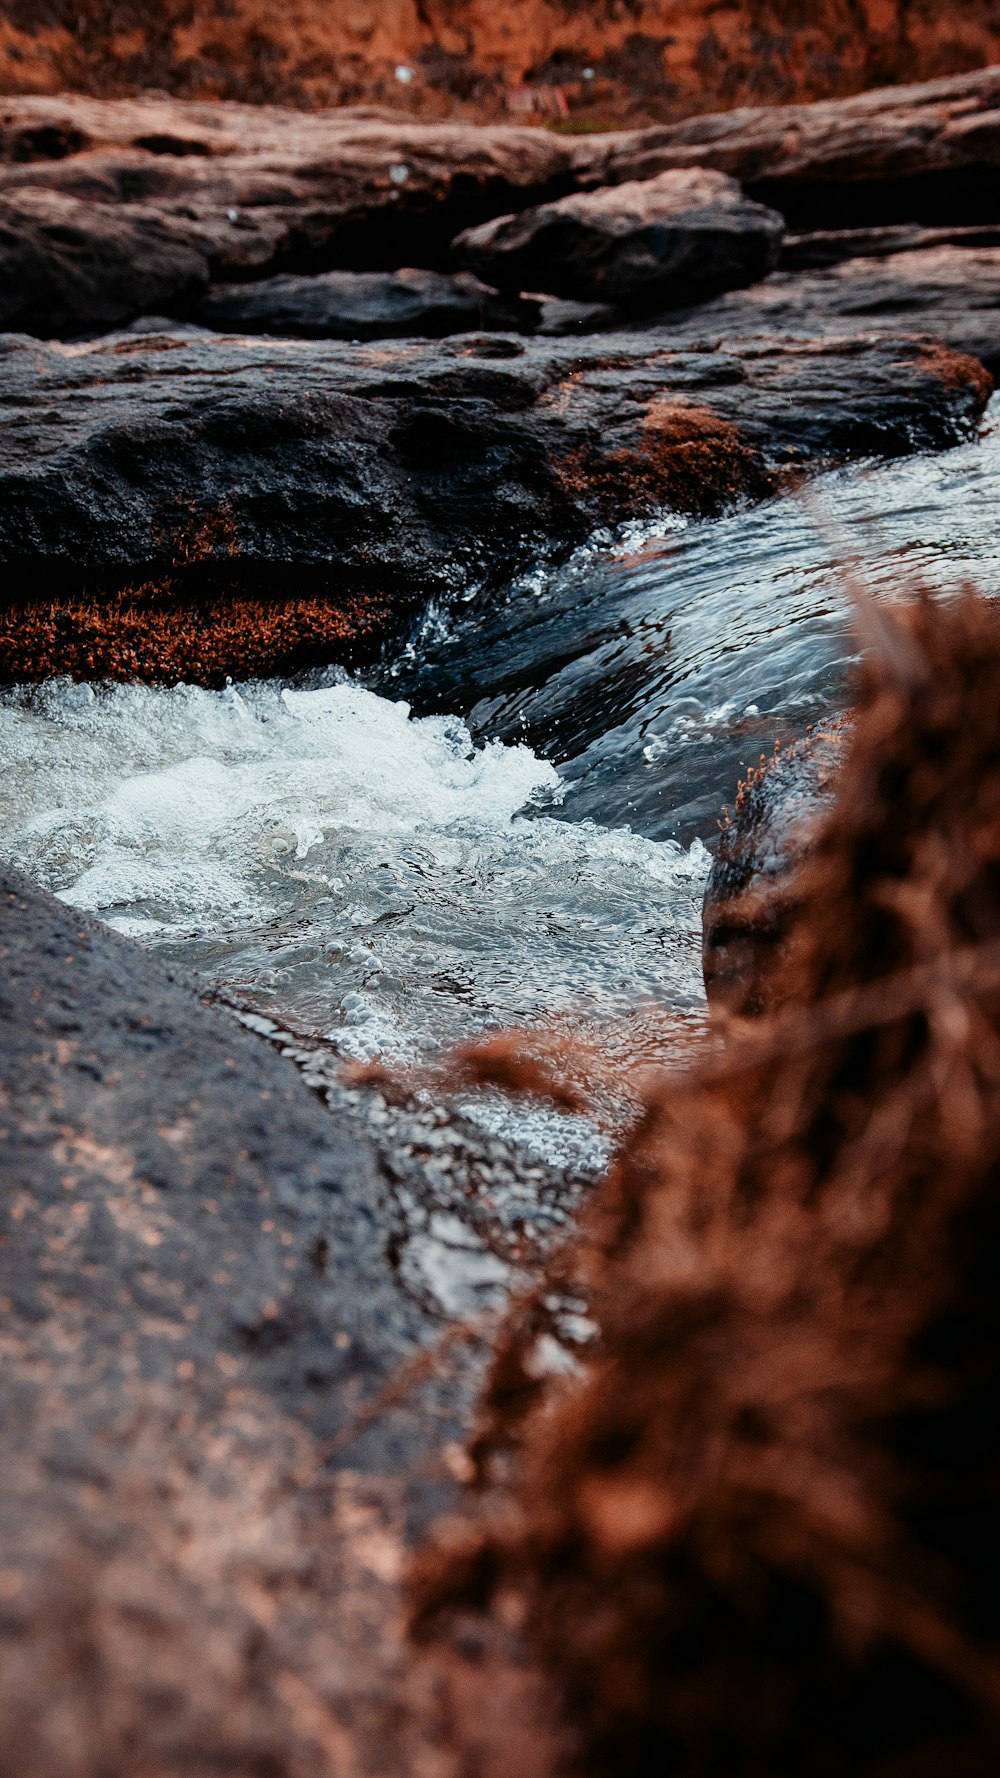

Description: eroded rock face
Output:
[196,266,537,339]
[453,167,784,310]
[0,326,988,682]
[0,69,997,315]
[0,186,209,336]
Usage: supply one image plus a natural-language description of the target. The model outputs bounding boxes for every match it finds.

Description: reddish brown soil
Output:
[413,587,1000,1776]
[1,2,999,126]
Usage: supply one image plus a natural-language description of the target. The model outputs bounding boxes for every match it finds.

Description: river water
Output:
[2,399,998,1095]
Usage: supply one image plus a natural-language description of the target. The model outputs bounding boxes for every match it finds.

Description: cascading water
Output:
[2,397,998,1095]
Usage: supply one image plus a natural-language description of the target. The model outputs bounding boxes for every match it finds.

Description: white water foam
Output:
[0,676,710,1062]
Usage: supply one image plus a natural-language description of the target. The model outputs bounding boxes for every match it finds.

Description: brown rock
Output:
[0,186,209,336]
[452,168,784,310]
[585,65,1000,229]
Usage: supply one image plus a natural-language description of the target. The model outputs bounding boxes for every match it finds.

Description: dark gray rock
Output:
[453,168,784,310]
[0,186,209,337]
[0,323,989,685]
[661,245,1000,374]
[0,861,470,1775]
[196,266,538,339]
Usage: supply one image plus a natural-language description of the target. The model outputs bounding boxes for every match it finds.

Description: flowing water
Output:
[2,399,998,1101]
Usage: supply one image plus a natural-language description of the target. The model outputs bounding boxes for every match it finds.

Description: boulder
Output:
[196,266,538,339]
[0,324,988,682]
[453,168,784,309]
[0,187,209,337]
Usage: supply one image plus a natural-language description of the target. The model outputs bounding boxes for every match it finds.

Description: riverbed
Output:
[2,397,998,1100]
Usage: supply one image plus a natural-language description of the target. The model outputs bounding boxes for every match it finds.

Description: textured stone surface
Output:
[0,69,997,324]
[0,861,470,1777]
[587,65,1000,228]
[0,185,209,335]
[0,324,989,683]
[662,244,1000,373]
[196,265,537,339]
[453,167,784,309]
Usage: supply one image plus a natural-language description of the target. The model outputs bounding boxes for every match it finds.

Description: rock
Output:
[0,861,468,1776]
[0,187,209,337]
[702,728,846,1015]
[196,266,538,339]
[781,223,1000,270]
[663,245,1000,374]
[0,325,988,682]
[586,66,1000,231]
[0,68,996,326]
[453,168,784,309]
[0,97,580,286]
[531,294,617,336]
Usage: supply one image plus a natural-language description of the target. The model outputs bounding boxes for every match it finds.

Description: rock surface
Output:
[0,862,462,1776]
[0,325,989,681]
[453,167,784,310]
[0,185,210,336]
[0,69,997,328]
[589,65,1000,229]
[662,244,1000,373]
[196,266,536,339]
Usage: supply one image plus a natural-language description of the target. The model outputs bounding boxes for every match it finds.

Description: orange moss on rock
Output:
[557,400,776,522]
[0,585,394,685]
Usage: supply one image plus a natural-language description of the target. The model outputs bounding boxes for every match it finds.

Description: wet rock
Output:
[0,186,209,337]
[453,168,784,310]
[0,325,988,682]
[196,266,538,339]
[0,861,468,1775]
[702,728,846,1015]
[664,245,1000,373]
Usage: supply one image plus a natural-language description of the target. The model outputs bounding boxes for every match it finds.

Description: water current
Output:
[2,399,998,1091]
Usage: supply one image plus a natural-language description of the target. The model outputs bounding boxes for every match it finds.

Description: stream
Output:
[2,398,998,1131]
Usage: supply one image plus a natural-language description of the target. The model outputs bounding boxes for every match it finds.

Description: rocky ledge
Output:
[0,324,989,683]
